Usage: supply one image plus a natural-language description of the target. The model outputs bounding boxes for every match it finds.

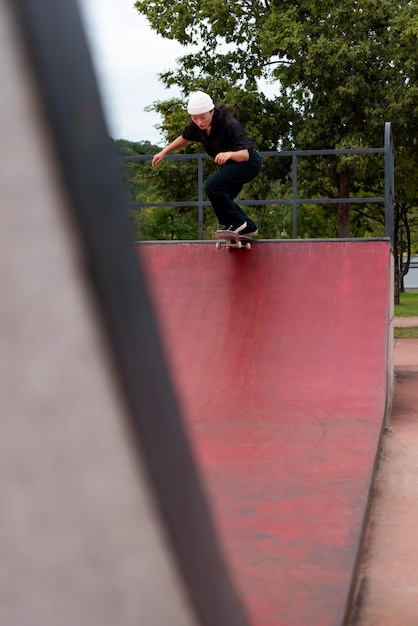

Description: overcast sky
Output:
[77,0,187,145]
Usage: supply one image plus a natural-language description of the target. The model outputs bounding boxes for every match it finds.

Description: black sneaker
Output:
[241,222,258,236]
[226,221,248,235]
[227,220,258,236]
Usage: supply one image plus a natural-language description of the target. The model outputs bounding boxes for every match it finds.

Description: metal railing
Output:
[121,122,394,243]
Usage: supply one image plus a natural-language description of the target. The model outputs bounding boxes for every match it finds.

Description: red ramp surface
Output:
[139,240,392,626]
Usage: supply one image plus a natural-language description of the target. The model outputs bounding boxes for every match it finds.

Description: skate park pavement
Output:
[349,322,418,625]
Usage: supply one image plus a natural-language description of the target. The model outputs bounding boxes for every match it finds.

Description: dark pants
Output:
[205,150,262,227]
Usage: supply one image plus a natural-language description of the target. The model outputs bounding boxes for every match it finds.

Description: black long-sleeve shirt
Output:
[182,107,255,158]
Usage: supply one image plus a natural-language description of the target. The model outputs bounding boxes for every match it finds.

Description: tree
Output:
[115,139,162,205]
[134,0,297,151]
[387,1,418,300]
[135,0,417,242]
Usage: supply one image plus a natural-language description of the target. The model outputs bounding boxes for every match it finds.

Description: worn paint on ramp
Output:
[139,240,391,626]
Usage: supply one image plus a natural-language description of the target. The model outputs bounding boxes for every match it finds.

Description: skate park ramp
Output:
[140,239,393,626]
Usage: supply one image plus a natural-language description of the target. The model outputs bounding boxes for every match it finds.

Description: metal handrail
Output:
[121,122,394,243]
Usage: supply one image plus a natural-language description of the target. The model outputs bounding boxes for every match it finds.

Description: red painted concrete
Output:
[139,240,391,626]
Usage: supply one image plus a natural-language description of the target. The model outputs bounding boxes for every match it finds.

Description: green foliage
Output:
[130,205,207,241]
[135,0,405,150]
[116,137,218,239]
[130,0,418,243]
[114,139,158,156]
[115,138,161,203]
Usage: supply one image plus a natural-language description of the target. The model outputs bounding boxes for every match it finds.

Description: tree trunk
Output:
[394,261,401,304]
[393,202,412,305]
[337,171,351,238]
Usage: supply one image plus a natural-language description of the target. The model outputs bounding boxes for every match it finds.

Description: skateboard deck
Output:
[213,230,253,250]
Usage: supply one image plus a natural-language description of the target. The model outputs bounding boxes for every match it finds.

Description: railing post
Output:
[384,122,395,245]
[292,153,298,238]
[197,155,204,240]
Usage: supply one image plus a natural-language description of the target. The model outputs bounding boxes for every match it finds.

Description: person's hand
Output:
[214,152,232,165]
[152,151,166,167]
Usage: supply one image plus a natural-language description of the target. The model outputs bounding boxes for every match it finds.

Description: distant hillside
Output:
[114,139,162,156]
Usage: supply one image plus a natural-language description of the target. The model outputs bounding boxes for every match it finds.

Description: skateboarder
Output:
[151,91,262,236]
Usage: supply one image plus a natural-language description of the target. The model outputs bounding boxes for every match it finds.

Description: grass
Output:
[394,291,418,338]
[394,327,418,338]
[394,290,418,317]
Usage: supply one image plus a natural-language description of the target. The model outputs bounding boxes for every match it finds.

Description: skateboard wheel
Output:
[216,241,221,249]
[237,241,242,249]
[245,242,251,250]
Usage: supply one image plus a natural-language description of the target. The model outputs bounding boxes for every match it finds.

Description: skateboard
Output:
[213,230,253,250]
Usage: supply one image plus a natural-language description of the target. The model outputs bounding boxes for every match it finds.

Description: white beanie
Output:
[187,91,215,115]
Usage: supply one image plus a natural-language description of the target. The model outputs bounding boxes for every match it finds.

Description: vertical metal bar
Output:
[198,155,204,240]
[390,130,395,246]
[292,153,298,238]
[384,122,394,244]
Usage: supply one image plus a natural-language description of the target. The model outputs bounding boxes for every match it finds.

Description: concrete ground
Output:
[349,321,418,625]
[393,316,418,328]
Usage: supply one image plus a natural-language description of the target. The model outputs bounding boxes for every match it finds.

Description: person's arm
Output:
[214,149,249,165]
[152,136,190,167]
